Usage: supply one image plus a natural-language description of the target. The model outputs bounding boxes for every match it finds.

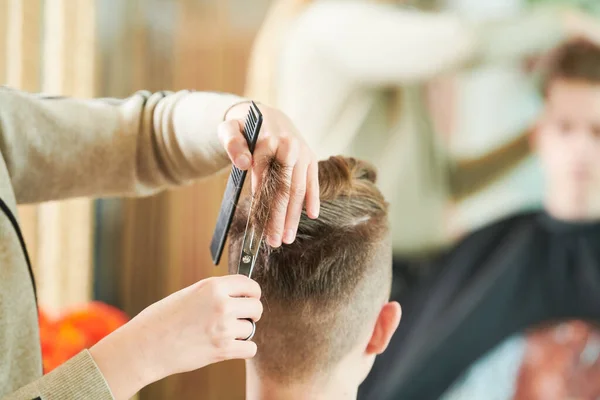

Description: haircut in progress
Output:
[228,155,393,383]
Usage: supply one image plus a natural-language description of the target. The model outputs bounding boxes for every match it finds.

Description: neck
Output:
[245,362,358,400]
[544,185,600,221]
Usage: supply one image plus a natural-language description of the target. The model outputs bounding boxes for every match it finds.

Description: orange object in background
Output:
[39,302,129,373]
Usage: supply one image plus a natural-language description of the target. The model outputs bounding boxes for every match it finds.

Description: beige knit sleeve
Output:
[472,5,567,66]
[295,1,566,85]
[0,87,244,204]
[1,351,114,400]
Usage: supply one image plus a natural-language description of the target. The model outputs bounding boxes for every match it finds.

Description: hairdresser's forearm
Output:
[472,5,567,66]
[302,1,475,84]
[89,320,159,400]
[2,352,115,400]
[302,2,569,85]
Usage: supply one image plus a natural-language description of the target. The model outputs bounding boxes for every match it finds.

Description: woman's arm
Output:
[293,1,569,85]
[0,87,319,245]
[2,351,114,399]
[0,87,239,204]
[2,275,263,400]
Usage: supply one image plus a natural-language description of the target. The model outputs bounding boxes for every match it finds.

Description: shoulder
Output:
[423,210,541,279]
[454,210,541,252]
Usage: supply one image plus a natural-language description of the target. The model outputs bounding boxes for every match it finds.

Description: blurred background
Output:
[0,0,597,399]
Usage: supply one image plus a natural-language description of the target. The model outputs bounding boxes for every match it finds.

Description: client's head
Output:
[228,156,400,397]
[535,39,600,207]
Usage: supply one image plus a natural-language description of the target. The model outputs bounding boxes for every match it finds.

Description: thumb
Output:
[218,119,252,170]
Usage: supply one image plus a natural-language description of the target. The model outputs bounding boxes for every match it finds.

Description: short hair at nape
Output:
[228,155,392,383]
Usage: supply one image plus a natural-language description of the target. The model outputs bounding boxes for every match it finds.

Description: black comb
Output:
[210,101,263,265]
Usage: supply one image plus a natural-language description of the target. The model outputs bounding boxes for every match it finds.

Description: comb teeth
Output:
[244,107,260,148]
[231,166,243,187]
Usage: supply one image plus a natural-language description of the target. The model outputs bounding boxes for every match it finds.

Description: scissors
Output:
[237,197,265,342]
[237,197,264,278]
[210,101,262,266]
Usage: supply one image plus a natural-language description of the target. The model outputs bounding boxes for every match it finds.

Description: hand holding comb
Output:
[210,102,263,265]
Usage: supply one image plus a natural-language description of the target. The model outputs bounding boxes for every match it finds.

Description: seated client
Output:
[228,156,401,400]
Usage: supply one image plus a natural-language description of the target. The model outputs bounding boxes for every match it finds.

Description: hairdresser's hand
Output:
[90,275,262,400]
[220,102,320,247]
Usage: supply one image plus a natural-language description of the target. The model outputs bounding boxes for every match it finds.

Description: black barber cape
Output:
[358,211,600,400]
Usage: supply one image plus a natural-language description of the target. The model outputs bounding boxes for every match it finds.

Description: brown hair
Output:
[228,156,391,383]
[542,39,600,96]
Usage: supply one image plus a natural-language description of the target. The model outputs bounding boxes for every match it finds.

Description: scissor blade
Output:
[238,247,255,277]
[237,198,265,278]
[238,228,263,277]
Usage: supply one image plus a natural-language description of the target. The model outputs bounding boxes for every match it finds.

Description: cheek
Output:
[537,130,566,167]
[593,145,600,176]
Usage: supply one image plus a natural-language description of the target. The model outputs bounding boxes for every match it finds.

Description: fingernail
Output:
[283,229,295,244]
[269,234,281,247]
[236,154,251,170]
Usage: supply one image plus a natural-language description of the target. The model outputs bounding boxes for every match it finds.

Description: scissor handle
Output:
[238,248,255,277]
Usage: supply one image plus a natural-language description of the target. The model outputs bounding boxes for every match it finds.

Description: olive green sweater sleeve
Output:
[2,351,114,400]
[0,87,245,400]
[0,86,244,204]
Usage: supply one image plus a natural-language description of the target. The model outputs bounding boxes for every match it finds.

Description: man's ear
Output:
[366,302,401,355]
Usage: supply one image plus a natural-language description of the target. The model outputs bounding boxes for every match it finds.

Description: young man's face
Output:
[535,79,600,195]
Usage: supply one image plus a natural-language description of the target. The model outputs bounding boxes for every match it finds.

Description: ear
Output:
[366,301,401,355]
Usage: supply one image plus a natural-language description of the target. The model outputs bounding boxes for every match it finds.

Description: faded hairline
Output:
[227,156,392,383]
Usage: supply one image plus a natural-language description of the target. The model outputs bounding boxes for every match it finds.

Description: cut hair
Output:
[541,39,600,95]
[228,155,391,383]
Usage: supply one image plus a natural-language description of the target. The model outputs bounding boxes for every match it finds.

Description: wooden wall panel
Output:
[0,1,7,83]
[6,0,43,277]
[36,0,96,314]
[0,0,95,314]
[93,0,146,309]
[0,0,97,340]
